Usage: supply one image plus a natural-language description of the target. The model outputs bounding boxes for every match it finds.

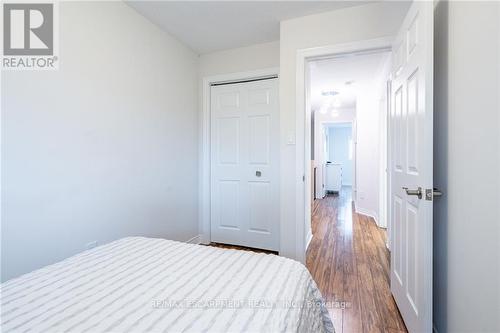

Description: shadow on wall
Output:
[433,1,448,332]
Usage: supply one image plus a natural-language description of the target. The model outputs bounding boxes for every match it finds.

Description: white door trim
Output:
[294,37,394,263]
[200,67,280,245]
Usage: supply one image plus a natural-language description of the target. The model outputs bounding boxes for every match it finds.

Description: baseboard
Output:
[354,205,379,225]
[185,234,202,244]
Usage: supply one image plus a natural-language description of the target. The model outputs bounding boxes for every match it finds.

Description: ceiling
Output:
[309,51,391,112]
[126,1,373,54]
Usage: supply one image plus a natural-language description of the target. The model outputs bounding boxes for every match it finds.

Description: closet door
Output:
[210,78,279,251]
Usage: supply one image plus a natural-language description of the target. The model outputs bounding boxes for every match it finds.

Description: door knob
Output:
[402,186,422,199]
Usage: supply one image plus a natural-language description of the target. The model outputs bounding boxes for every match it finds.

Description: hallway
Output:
[306,188,407,333]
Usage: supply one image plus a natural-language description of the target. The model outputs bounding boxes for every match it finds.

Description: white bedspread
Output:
[1,237,333,333]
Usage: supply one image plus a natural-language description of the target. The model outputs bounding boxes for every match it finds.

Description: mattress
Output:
[1,237,334,333]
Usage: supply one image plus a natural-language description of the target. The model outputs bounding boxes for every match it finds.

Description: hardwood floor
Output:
[307,187,407,333]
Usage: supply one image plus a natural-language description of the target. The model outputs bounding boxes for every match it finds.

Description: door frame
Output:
[295,37,393,263]
[200,67,280,245]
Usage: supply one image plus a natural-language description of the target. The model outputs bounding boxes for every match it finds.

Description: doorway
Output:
[306,47,404,331]
[323,122,354,197]
[309,50,391,227]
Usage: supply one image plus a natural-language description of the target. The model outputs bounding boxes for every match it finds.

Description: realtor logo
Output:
[4,3,53,55]
[2,2,58,70]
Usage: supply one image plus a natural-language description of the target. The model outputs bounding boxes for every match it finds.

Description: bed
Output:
[1,237,333,333]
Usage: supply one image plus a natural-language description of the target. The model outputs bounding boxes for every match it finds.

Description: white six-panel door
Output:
[389,1,433,332]
[210,78,279,251]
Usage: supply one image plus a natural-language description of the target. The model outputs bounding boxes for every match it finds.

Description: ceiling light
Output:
[321,90,339,97]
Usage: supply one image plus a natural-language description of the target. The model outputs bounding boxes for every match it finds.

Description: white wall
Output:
[328,126,353,186]
[378,92,389,229]
[433,1,500,332]
[199,41,279,77]
[1,2,199,282]
[279,1,409,259]
[354,62,389,226]
[355,92,381,221]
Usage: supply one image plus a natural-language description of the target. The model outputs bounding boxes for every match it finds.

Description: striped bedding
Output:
[1,237,334,333]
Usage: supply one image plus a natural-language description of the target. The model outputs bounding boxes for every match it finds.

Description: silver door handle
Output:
[402,186,422,199]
